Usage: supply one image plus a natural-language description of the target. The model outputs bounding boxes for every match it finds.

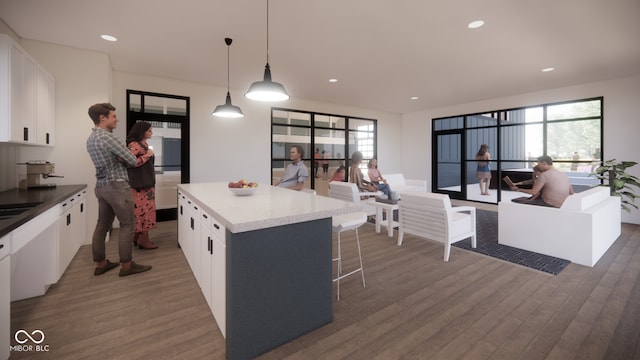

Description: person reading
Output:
[508,155,573,207]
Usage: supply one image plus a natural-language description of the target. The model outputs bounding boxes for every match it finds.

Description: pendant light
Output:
[213,38,244,118]
[245,0,290,102]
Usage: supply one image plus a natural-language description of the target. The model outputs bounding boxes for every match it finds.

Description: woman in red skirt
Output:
[126,121,158,249]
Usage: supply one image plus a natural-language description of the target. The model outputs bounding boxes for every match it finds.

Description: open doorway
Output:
[126,90,190,221]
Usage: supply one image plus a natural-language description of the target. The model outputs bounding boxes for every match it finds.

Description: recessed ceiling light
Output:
[542,67,555,72]
[468,20,485,29]
[329,78,338,83]
[410,96,419,100]
[101,34,118,42]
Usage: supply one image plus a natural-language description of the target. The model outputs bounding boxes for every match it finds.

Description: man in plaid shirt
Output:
[87,103,152,277]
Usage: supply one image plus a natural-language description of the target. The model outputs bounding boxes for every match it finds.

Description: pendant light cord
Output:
[224,37,233,93]
[266,0,270,64]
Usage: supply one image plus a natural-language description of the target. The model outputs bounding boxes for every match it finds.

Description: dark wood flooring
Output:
[9,208,640,359]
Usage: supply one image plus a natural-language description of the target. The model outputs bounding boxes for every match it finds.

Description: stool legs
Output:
[333,228,366,301]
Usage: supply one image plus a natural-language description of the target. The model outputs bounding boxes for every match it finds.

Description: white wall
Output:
[401,75,640,224]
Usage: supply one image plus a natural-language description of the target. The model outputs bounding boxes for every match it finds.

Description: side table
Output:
[369,199,399,237]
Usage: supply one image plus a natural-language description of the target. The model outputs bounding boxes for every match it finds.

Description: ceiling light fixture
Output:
[245,0,290,102]
[212,38,244,118]
[411,96,419,100]
[542,67,555,72]
[468,20,485,29]
[100,34,118,42]
[329,79,338,83]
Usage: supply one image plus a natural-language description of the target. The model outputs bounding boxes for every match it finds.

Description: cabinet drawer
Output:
[211,220,225,244]
[0,233,9,259]
[201,211,212,230]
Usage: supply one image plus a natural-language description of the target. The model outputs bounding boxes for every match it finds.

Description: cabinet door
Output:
[210,221,226,337]
[189,202,201,277]
[0,35,54,145]
[0,242,10,360]
[177,192,187,250]
[36,65,55,145]
[199,213,213,305]
[70,191,86,251]
[58,198,74,279]
[10,44,36,143]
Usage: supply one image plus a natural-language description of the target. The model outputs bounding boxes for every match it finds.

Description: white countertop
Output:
[178,182,362,233]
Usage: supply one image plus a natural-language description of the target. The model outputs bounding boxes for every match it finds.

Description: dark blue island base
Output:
[226,217,333,359]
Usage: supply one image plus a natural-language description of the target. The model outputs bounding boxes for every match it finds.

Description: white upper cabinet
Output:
[36,65,55,145]
[0,34,55,145]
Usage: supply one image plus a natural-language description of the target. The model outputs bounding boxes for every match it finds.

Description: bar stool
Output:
[332,211,367,301]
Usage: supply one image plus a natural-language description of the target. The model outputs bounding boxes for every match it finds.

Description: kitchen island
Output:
[177,182,361,360]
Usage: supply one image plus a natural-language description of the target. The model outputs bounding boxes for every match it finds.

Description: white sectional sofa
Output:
[498,186,621,267]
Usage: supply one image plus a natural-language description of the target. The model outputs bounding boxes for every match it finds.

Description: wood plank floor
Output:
[9,204,640,359]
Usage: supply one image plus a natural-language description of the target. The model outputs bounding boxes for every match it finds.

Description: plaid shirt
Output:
[86,127,137,187]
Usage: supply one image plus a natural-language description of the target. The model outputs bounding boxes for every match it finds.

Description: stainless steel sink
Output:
[0,202,43,220]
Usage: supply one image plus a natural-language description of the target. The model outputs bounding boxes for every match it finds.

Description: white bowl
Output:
[228,186,257,196]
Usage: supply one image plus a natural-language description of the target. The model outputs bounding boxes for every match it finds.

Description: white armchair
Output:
[328,181,377,217]
[398,192,476,261]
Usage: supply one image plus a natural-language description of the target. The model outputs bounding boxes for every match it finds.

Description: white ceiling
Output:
[1,0,639,114]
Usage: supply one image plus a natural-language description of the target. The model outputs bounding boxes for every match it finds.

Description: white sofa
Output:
[364,173,427,194]
[498,186,621,267]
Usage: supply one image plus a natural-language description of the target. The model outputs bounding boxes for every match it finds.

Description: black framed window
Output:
[432,97,603,204]
[271,108,377,192]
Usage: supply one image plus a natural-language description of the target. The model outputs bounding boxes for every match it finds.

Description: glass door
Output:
[433,131,465,200]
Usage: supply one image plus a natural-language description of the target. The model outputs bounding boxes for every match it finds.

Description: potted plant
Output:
[591,159,640,212]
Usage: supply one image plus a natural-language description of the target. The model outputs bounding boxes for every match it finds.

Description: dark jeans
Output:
[92,180,135,263]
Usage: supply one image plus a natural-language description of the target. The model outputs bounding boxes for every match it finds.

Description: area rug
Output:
[452,209,571,275]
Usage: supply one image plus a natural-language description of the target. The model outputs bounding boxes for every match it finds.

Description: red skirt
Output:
[132,187,157,233]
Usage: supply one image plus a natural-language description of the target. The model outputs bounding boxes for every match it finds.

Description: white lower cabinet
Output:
[188,201,201,277]
[1,233,10,360]
[179,195,226,337]
[58,190,86,279]
[177,192,187,254]
[199,211,212,296]
[210,220,226,337]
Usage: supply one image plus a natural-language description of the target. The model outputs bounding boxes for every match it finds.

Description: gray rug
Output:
[452,209,571,275]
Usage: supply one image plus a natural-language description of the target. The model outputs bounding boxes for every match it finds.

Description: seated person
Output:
[509,165,542,203]
[367,158,392,200]
[508,155,574,207]
[273,145,308,191]
[330,165,346,182]
[349,151,378,196]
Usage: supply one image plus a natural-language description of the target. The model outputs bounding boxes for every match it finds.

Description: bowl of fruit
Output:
[228,179,258,196]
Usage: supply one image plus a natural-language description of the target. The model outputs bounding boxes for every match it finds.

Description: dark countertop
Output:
[0,184,88,238]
